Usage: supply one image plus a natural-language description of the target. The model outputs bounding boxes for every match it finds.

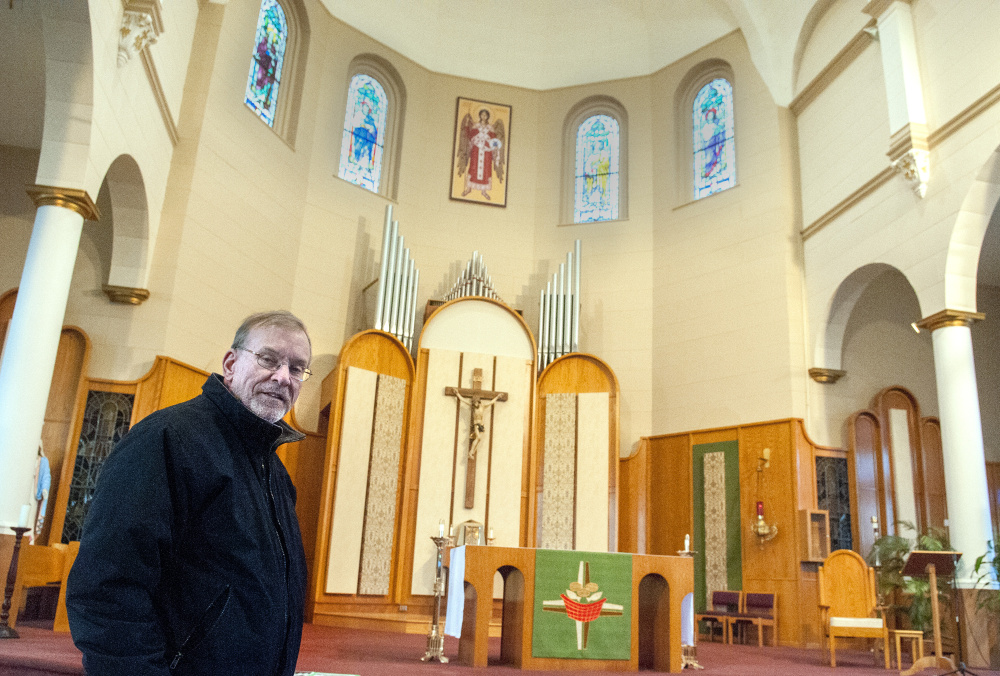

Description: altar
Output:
[448,546,692,672]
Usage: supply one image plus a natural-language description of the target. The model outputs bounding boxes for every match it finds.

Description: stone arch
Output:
[814,262,907,370]
[35,1,95,190]
[99,155,152,295]
[938,144,1000,313]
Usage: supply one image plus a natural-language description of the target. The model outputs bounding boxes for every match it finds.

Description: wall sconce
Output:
[751,448,778,543]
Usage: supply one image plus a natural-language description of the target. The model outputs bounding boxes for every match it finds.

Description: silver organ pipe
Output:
[374,205,393,331]
[443,251,502,302]
[374,206,419,351]
[537,240,582,370]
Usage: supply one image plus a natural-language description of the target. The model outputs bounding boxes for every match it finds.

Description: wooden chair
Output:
[818,549,889,668]
[731,592,777,646]
[9,543,66,628]
[695,590,742,643]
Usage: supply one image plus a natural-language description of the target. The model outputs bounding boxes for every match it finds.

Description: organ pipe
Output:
[373,205,419,351]
[537,240,582,370]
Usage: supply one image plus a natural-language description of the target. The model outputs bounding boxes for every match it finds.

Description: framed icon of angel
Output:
[450,97,511,206]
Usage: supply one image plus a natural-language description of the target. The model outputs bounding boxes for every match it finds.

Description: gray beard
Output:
[247,397,288,423]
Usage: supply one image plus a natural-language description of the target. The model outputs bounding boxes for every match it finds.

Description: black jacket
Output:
[67,374,307,676]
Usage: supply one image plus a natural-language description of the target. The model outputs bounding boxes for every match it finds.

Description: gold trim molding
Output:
[790,23,876,116]
[25,185,100,221]
[915,309,985,331]
[809,367,846,384]
[103,285,151,305]
[803,82,1000,240]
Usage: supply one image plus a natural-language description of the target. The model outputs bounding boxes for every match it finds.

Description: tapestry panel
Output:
[358,373,407,595]
[540,393,577,550]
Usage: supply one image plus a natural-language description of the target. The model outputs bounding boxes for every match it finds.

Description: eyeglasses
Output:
[238,348,312,382]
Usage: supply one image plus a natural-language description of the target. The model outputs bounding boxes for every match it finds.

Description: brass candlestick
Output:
[1,526,31,639]
[421,533,452,663]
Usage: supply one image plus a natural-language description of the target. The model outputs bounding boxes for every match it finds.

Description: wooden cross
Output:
[445,368,507,509]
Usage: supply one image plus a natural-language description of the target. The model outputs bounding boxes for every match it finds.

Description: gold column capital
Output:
[25,185,101,222]
[809,367,846,384]
[103,285,151,305]
[915,309,985,331]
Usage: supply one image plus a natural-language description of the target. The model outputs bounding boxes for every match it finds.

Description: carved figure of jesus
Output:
[452,389,502,459]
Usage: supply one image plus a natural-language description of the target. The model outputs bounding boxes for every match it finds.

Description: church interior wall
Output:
[913,0,1000,130]
[796,43,889,227]
[646,33,807,435]
[3,0,998,465]
[794,0,871,93]
[0,146,39,297]
[144,0,200,124]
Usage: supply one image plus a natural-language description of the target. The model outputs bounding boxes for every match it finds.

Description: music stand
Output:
[900,551,970,676]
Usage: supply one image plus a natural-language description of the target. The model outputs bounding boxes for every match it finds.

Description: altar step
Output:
[310,609,502,637]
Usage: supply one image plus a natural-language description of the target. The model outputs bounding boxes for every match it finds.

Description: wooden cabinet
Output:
[799,509,830,562]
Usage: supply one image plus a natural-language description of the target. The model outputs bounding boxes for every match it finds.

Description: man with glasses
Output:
[68,311,313,676]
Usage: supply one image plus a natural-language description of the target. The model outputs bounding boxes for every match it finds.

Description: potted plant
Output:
[867,521,951,636]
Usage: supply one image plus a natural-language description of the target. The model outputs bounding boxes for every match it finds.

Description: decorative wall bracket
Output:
[103,285,151,305]
[892,148,930,198]
[118,0,164,67]
[808,367,846,384]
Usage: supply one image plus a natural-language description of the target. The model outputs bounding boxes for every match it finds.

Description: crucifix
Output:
[445,368,507,509]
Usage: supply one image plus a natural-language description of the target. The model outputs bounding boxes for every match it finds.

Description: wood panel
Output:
[987,462,1000,540]
[310,330,415,621]
[919,418,948,533]
[647,436,691,558]
[37,328,89,545]
[848,411,884,557]
[618,442,648,554]
[535,353,620,551]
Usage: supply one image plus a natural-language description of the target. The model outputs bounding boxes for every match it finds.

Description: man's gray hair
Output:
[232,310,311,352]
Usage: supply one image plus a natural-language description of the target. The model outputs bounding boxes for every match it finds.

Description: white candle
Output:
[489,528,494,539]
[449,525,454,537]
[684,534,690,551]
[439,520,445,537]
[18,504,30,528]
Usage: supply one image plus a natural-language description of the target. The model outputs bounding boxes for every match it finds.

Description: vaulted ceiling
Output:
[319,0,835,104]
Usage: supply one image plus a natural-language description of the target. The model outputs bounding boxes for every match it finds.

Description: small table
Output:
[893,629,924,669]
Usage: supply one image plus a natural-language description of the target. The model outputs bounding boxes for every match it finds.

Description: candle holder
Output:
[421,534,451,663]
[1,526,31,639]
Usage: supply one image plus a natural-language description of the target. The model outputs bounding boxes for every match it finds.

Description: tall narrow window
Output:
[693,78,735,199]
[338,74,389,193]
[245,0,288,127]
[574,114,620,223]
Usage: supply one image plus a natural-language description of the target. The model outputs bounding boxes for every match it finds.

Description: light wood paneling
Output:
[535,353,620,552]
[630,419,840,647]
[310,330,415,622]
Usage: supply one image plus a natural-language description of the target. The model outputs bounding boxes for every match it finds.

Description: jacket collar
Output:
[203,374,306,454]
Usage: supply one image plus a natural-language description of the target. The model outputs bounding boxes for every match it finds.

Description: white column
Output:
[925,315,993,586]
[0,188,96,528]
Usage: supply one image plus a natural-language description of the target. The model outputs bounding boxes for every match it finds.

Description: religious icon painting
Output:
[450,97,512,207]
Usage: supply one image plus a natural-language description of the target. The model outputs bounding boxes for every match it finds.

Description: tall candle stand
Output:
[677,543,703,669]
[421,532,453,663]
[1,526,31,639]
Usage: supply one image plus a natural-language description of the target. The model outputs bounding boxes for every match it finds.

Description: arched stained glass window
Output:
[245,0,288,127]
[693,78,735,199]
[574,114,620,223]
[338,74,388,192]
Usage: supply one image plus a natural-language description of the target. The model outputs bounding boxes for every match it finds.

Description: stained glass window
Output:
[693,78,735,199]
[62,391,134,543]
[574,115,620,223]
[338,74,388,193]
[245,0,288,127]
[816,456,852,552]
